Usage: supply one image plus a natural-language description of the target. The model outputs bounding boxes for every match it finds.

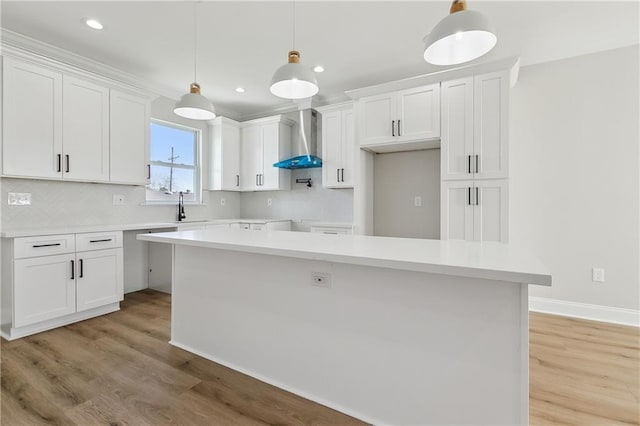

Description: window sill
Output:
[140,201,207,206]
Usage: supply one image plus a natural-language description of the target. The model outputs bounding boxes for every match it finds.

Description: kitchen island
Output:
[137,229,551,425]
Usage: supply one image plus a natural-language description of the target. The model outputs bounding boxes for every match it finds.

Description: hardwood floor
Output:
[1,290,638,425]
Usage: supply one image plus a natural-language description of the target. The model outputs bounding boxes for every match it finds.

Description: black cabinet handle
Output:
[89,238,112,243]
[256,174,259,186]
[341,168,345,182]
[33,243,61,248]
[146,164,151,179]
[79,259,84,278]
[337,169,340,182]
[398,120,401,136]
[65,155,70,173]
[57,154,62,173]
[467,187,471,206]
[391,120,395,136]
[475,155,479,174]
[475,187,479,205]
[236,175,240,187]
[467,155,471,174]
[71,260,75,280]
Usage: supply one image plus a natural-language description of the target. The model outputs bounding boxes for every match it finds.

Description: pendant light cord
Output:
[193,0,197,83]
[292,0,296,51]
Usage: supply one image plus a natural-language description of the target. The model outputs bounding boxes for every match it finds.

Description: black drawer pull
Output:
[65,154,70,173]
[33,243,61,248]
[71,260,75,280]
[89,238,112,243]
[57,154,62,172]
[79,259,84,278]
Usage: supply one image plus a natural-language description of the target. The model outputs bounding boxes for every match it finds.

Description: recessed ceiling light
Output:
[313,65,325,73]
[85,19,104,30]
[235,87,246,93]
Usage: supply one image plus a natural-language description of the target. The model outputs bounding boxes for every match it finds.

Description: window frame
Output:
[145,118,202,205]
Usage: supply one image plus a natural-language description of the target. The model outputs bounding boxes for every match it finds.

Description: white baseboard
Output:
[529,297,639,327]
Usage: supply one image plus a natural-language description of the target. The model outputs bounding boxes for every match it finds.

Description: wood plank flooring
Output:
[1,290,638,425]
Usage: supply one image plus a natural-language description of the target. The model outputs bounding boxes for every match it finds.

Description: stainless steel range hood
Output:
[273,109,322,169]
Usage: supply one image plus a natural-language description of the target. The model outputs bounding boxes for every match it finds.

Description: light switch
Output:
[8,192,31,205]
[414,196,422,207]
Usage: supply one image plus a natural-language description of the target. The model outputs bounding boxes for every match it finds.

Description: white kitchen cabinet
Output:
[359,84,440,148]
[76,248,123,312]
[110,90,150,185]
[210,117,241,191]
[441,71,509,181]
[62,76,110,182]
[441,179,508,242]
[318,103,355,188]
[13,253,76,327]
[2,57,63,179]
[240,117,292,191]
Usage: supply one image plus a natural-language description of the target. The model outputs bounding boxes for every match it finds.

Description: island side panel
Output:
[171,245,526,425]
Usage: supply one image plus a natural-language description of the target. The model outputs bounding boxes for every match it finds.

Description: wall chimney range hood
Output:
[273,109,322,169]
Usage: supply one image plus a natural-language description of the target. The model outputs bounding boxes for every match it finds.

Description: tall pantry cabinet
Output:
[440,71,510,243]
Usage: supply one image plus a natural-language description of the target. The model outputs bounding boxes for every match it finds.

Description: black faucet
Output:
[177,191,186,221]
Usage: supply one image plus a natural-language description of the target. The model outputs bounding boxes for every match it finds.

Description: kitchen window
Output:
[146,120,201,203]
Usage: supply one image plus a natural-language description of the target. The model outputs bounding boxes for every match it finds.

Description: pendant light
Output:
[270,1,319,100]
[174,1,216,120]
[423,0,497,66]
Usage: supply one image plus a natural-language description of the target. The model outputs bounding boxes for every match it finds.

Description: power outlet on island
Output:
[592,268,605,283]
[311,272,331,288]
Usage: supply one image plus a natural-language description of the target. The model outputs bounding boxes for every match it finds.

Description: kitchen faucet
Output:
[177,191,186,221]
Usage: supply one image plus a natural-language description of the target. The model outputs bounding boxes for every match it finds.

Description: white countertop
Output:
[137,229,552,286]
[0,218,291,238]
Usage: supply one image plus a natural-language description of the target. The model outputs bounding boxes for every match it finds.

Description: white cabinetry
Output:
[110,90,150,185]
[209,117,241,191]
[240,117,292,191]
[441,180,508,242]
[441,71,508,180]
[318,103,355,188]
[359,84,440,149]
[2,57,63,179]
[1,231,124,339]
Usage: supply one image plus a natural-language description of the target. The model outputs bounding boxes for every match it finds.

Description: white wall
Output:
[510,45,639,311]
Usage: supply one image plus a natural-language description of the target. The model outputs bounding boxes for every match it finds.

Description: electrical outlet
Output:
[112,194,125,205]
[220,198,226,206]
[592,268,605,282]
[8,192,31,205]
[414,196,422,207]
[311,272,331,288]
[267,198,273,206]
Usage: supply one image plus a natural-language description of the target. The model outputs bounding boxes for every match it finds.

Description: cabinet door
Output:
[76,248,123,312]
[441,77,474,180]
[322,110,342,188]
[340,108,356,187]
[14,253,76,327]
[110,90,150,184]
[441,181,474,241]
[359,93,396,146]
[473,179,508,243]
[221,124,241,191]
[397,84,440,142]
[2,57,63,178]
[474,72,509,179]
[260,123,281,191]
[62,76,110,182]
[241,126,261,191]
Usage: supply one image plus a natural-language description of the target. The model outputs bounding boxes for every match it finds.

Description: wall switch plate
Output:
[592,268,605,282]
[311,272,331,288]
[113,194,125,205]
[220,198,226,206]
[267,198,273,206]
[414,196,422,207]
[8,192,31,205]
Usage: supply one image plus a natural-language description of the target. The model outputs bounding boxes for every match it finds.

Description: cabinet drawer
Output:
[76,231,123,252]
[310,226,353,235]
[14,234,75,259]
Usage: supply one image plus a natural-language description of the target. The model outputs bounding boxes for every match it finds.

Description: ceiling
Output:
[1,1,638,119]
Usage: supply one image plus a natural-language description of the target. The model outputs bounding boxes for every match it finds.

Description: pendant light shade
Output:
[270,50,319,100]
[174,2,216,120]
[174,83,216,120]
[423,0,497,66]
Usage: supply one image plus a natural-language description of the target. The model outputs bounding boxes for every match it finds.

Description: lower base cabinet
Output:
[2,231,124,339]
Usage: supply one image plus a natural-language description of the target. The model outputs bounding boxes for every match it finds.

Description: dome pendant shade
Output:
[174,83,216,120]
[270,51,319,100]
[423,2,497,66]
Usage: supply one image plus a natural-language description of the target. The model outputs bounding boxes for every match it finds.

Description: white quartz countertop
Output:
[0,219,290,238]
[137,229,552,286]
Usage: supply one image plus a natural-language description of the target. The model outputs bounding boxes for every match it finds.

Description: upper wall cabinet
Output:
[317,103,355,188]
[2,57,63,179]
[209,117,241,191]
[359,84,440,149]
[110,90,150,185]
[441,71,509,181]
[2,56,151,185]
